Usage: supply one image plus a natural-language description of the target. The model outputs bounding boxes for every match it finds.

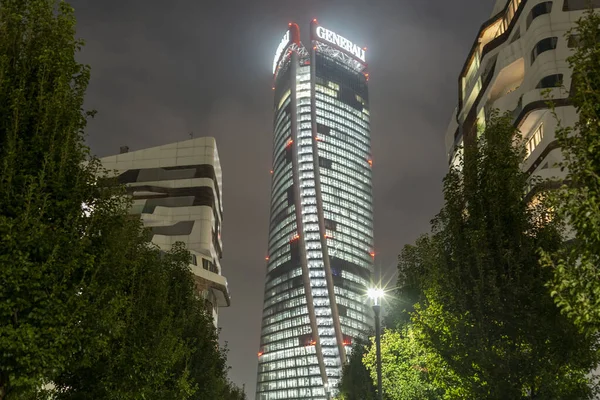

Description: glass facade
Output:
[257,24,373,400]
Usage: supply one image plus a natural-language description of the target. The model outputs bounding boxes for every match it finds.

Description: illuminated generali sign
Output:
[273,30,291,74]
[315,26,366,63]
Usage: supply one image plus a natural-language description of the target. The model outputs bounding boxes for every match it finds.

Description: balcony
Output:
[191,264,231,307]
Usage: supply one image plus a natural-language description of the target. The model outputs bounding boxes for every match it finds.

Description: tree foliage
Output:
[51,242,232,400]
[406,112,597,398]
[0,0,113,397]
[0,1,238,399]
[384,235,437,330]
[362,327,447,400]
[336,339,376,400]
[429,111,594,397]
[541,9,600,335]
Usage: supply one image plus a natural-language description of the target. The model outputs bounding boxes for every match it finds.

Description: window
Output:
[318,157,332,169]
[536,74,563,88]
[563,0,600,11]
[324,218,337,231]
[526,124,544,157]
[531,37,558,64]
[527,2,553,29]
[202,258,218,274]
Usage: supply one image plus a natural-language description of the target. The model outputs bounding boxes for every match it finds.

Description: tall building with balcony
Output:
[256,21,374,400]
[100,137,230,326]
[445,0,600,190]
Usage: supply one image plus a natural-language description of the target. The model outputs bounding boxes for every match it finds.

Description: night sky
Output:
[69,0,493,396]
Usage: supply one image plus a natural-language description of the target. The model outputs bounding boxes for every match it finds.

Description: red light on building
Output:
[286,139,294,148]
[258,351,264,357]
[270,170,274,174]
[265,256,269,261]
[370,252,375,257]
[313,18,318,22]
[315,136,322,141]
[290,234,300,242]
[368,159,373,166]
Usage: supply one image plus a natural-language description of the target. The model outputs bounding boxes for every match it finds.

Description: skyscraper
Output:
[257,21,373,400]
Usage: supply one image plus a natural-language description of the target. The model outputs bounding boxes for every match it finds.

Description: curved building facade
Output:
[257,21,374,400]
[445,0,600,191]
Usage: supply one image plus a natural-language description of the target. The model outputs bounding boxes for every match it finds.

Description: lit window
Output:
[526,124,544,158]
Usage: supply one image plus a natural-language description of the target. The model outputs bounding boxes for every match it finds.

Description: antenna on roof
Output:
[189,131,194,139]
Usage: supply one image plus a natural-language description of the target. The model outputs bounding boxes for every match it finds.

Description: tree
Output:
[222,381,247,400]
[0,0,120,397]
[362,327,447,400]
[411,111,598,398]
[384,234,437,330]
[337,339,376,400]
[541,9,600,335]
[0,1,234,398]
[52,242,230,400]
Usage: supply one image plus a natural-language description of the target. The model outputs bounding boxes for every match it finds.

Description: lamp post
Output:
[368,287,384,400]
[324,382,331,400]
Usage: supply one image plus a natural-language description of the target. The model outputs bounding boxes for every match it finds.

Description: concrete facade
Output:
[100,137,229,326]
[445,0,600,191]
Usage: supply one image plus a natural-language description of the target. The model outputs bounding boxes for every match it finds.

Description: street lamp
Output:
[368,287,384,400]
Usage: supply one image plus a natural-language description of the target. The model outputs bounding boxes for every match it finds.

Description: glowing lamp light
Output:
[258,351,264,357]
[265,256,270,261]
[368,287,385,306]
[370,252,375,257]
[313,18,318,22]
[270,170,274,174]
[368,159,373,166]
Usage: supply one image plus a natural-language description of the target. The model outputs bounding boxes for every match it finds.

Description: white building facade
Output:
[100,137,229,326]
[445,0,600,189]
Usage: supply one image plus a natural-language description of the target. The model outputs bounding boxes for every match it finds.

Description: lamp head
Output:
[367,287,385,305]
